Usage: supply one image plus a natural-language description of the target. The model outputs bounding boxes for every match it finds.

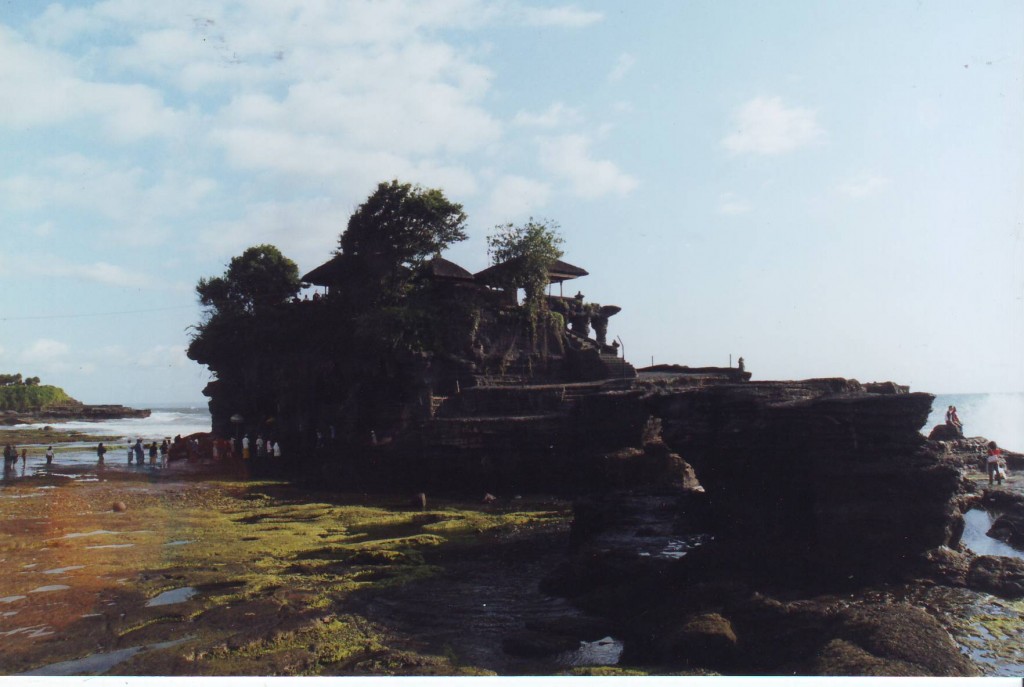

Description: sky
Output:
[1,1,1022,405]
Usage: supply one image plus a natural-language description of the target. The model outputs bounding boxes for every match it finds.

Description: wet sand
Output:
[0,459,602,676]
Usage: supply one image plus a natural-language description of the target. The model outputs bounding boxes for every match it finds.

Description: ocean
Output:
[0,403,211,470]
[926,392,1024,453]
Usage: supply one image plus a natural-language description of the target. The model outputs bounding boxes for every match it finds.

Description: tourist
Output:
[242,434,250,460]
[273,440,282,459]
[256,435,265,459]
[97,442,107,464]
[986,441,1002,485]
[45,446,53,465]
[160,439,169,467]
[127,441,134,464]
[149,441,158,465]
[3,444,13,468]
[20,448,27,466]
[134,439,144,465]
[946,406,963,435]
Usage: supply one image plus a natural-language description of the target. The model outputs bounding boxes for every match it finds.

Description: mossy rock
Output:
[345,549,425,566]
[967,555,1024,598]
[662,612,738,669]
[809,638,925,676]
[827,604,978,676]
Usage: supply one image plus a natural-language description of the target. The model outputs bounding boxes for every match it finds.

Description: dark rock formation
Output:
[805,604,977,676]
[966,555,1024,598]
[537,375,990,675]
[928,423,963,441]
[0,404,150,426]
[643,378,960,584]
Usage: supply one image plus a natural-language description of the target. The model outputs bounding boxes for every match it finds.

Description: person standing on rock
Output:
[160,439,169,467]
[242,434,250,460]
[986,441,1003,485]
[45,446,53,465]
[946,406,963,435]
[20,448,27,467]
[127,440,133,464]
[149,441,158,466]
[133,439,144,465]
[97,442,107,464]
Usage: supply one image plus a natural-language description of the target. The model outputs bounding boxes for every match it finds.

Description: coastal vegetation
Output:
[0,374,74,412]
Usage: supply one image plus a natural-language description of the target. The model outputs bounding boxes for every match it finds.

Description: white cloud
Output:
[22,339,71,363]
[0,26,187,141]
[717,192,751,216]
[483,175,552,223]
[512,103,580,128]
[722,96,826,155]
[538,134,638,199]
[0,155,218,246]
[0,252,148,289]
[837,174,890,199]
[512,4,603,27]
[199,197,349,270]
[608,53,636,82]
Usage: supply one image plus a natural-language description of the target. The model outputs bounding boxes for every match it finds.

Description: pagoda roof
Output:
[301,254,356,286]
[422,256,475,282]
[474,257,588,286]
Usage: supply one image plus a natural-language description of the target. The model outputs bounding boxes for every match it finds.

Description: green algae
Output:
[2,476,571,676]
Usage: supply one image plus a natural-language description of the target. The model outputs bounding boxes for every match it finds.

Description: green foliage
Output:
[197,244,301,317]
[0,373,23,386]
[486,218,564,344]
[0,384,74,411]
[485,218,564,306]
[339,180,468,269]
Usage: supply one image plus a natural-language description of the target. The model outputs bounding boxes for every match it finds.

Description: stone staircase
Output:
[599,352,636,380]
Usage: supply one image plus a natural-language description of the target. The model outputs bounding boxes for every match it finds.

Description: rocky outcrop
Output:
[0,404,150,425]
[643,379,961,583]
[966,556,1024,598]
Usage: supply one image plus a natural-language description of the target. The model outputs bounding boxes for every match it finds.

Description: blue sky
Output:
[1,1,1021,405]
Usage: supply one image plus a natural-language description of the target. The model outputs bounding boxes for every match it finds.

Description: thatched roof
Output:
[422,256,475,282]
[301,254,357,286]
[474,257,588,286]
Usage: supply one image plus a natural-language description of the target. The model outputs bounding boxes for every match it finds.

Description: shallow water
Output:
[146,587,197,607]
[962,509,1024,559]
[18,637,192,676]
[556,637,623,667]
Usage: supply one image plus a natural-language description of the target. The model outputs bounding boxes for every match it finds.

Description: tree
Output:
[486,218,565,350]
[339,180,467,268]
[196,245,301,317]
[486,218,564,309]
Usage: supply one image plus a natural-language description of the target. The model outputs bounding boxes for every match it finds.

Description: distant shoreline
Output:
[0,404,151,427]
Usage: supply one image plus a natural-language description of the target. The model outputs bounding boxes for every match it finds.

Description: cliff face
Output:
[540,378,986,675]
[645,379,962,582]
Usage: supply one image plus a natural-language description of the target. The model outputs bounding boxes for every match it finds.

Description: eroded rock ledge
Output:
[0,404,151,426]
[538,376,997,675]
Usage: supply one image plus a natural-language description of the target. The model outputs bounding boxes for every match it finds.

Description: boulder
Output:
[112,501,127,512]
[663,612,738,668]
[823,604,978,676]
[810,638,926,676]
[927,424,963,441]
[986,512,1024,548]
[917,545,972,586]
[967,555,1024,598]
